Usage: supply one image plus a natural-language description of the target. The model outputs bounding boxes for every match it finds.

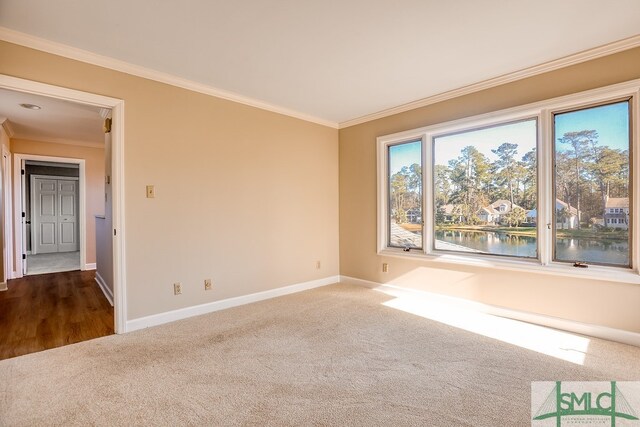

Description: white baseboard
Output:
[0,281,6,291]
[340,275,640,347]
[84,263,96,270]
[126,275,341,332]
[95,272,114,306]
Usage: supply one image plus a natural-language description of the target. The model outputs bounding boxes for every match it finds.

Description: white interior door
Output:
[33,178,58,254]
[57,179,79,252]
[32,177,79,254]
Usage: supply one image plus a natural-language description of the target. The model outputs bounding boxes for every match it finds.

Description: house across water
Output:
[525,199,579,229]
[604,197,629,229]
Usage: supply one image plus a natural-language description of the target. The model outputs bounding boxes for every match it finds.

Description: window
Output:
[378,80,639,276]
[388,140,423,249]
[553,100,631,267]
[432,119,537,258]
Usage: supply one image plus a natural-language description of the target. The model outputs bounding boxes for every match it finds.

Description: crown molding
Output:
[0,26,338,129]
[339,33,640,129]
[0,117,15,137]
[12,135,104,149]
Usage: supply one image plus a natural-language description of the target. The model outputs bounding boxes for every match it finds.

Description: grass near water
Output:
[400,223,628,240]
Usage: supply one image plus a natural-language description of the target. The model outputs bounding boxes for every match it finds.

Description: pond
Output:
[434,229,629,266]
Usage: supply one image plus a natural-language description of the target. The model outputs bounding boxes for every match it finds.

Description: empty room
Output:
[1,1,640,426]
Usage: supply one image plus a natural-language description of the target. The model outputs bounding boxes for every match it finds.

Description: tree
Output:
[435,206,447,225]
[557,130,598,228]
[504,206,526,227]
[390,164,422,225]
[555,150,575,217]
[390,170,408,224]
[407,162,423,212]
[434,164,451,208]
[448,146,492,223]
[492,142,519,209]
[588,146,628,221]
[520,148,537,211]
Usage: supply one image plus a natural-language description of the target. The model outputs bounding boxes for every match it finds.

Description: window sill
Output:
[378,249,640,285]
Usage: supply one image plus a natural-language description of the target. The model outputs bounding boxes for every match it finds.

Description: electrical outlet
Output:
[315,260,321,269]
[204,279,212,291]
[382,263,389,273]
[173,282,182,295]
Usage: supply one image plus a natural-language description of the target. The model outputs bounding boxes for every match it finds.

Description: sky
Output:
[433,119,537,165]
[389,140,421,174]
[389,100,629,174]
[554,100,629,152]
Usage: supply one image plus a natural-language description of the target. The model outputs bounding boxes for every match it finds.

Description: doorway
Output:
[0,74,126,334]
[14,155,87,276]
[26,161,82,275]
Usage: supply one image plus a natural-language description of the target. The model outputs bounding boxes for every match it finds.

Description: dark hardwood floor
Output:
[0,270,114,360]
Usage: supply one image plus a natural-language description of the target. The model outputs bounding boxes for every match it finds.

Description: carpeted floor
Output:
[1,283,639,426]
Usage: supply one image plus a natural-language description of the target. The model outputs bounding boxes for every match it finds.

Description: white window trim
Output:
[377,78,640,284]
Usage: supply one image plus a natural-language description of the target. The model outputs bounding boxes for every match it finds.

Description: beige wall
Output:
[11,139,105,266]
[339,47,640,334]
[0,41,340,320]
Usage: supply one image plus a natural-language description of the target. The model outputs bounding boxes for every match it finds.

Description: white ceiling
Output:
[0,88,105,145]
[1,1,640,126]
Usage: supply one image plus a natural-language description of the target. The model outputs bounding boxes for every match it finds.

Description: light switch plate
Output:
[146,185,155,198]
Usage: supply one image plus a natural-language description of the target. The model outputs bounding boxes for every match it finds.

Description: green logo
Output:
[533,381,639,426]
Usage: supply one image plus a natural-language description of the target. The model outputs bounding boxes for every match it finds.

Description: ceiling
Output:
[0,88,105,145]
[1,1,640,127]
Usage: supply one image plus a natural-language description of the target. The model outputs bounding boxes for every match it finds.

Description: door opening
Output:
[0,74,126,334]
[14,155,86,276]
[26,161,81,275]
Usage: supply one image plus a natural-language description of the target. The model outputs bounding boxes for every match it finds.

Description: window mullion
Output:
[539,110,552,265]
[424,133,433,255]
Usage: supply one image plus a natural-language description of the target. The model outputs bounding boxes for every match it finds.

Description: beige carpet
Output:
[1,283,639,426]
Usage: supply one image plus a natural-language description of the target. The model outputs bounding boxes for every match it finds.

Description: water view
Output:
[435,229,629,266]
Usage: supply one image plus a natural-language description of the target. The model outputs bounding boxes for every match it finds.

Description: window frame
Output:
[551,97,633,268]
[386,138,425,250]
[377,79,640,283]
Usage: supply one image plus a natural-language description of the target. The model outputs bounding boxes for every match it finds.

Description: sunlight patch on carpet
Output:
[382,295,590,365]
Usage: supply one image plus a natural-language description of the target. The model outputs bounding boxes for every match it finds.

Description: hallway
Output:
[0,270,113,360]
